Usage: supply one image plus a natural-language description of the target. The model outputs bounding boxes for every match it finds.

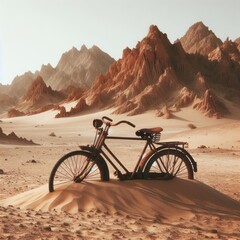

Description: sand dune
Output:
[1,179,239,220]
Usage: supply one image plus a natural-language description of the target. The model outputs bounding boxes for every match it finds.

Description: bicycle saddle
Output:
[136,127,163,138]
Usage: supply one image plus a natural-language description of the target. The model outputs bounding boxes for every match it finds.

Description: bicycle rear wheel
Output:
[49,150,109,192]
[143,149,193,180]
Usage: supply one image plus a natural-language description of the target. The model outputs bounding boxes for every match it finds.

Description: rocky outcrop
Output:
[174,87,196,108]
[208,39,240,64]
[7,108,25,118]
[0,127,37,145]
[179,22,222,56]
[156,106,174,119]
[55,98,89,118]
[193,89,229,118]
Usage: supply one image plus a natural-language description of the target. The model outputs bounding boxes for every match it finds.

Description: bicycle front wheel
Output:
[143,149,194,180]
[49,150,109,192]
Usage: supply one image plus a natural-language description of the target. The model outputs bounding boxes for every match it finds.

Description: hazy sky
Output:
[0,0,239,85]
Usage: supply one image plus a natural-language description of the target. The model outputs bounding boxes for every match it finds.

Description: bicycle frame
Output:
[49,116,198,193]
[80,120,164,180]
[79,117,197,180]
[101,135,155,179]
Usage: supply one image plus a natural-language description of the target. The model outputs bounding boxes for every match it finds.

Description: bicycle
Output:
[49,116,197,192]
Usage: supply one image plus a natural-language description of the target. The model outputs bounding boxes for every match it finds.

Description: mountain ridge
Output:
[1,22,240,119]
[60,24,240,118]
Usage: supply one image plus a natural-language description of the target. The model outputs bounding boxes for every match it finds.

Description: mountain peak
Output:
[22,75,48,102]
[80,44,88,51]
[147,25,168,41]
[180,22,222,55]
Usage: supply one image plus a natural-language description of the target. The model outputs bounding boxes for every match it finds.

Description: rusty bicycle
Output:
[49,116,197,192]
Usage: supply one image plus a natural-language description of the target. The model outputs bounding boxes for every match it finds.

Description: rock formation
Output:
[0,127,37,145]
[193,89,229,118]
[7,108,25,118]
[156,105,174,119]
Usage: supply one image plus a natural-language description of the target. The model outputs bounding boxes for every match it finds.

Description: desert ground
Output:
[0,107,240,240]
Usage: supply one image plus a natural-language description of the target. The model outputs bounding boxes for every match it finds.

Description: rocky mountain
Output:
[3,45,115,102]
[1,23,240,119]
[60,24,240,119]
[45,45,115,91]
[179,21,222,56]
[15,75,65,113]
[0,45,114,115]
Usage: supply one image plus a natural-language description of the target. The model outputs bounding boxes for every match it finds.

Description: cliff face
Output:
[179,22,222,56]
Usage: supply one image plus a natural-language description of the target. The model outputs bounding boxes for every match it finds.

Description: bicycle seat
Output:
[136,127,163,138]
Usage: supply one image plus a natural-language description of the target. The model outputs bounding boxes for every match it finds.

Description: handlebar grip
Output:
[102,116,113,122]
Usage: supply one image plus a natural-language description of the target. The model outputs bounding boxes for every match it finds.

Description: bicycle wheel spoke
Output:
[49,151,107,192]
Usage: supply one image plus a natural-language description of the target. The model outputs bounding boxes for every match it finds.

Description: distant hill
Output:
[3,45,115,99]
[45,45,115,91]
[0,45,115,115]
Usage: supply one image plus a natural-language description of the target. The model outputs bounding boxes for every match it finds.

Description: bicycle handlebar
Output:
[102,116,135,128]
[102,116,113,122]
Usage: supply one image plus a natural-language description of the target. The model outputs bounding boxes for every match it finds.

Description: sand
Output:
[0,108,240,239]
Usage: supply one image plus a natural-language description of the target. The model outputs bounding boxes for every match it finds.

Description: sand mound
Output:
[1,179,239,220]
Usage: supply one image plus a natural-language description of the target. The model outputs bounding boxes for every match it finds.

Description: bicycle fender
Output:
[156,145,197,172]
[79,145,100,155]
[140,146,197,172]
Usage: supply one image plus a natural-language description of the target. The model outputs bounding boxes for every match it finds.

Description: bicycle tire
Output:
[49,150,109,192]
[143,148,194,180]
